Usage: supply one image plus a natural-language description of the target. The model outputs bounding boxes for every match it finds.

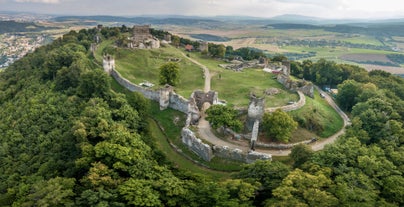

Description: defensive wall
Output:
[105,57,272,163]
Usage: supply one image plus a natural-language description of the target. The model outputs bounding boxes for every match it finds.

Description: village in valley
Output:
[0,33,49,68]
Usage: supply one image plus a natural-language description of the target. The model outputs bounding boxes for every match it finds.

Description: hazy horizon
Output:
[1,0,404,20]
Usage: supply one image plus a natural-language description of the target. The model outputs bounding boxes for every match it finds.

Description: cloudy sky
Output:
[1,0,404,19]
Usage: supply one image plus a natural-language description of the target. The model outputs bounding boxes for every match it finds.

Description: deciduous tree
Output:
[262,109,297,143]
[290,144,314,168]
[206,105,243,132]
[159,62,180,86]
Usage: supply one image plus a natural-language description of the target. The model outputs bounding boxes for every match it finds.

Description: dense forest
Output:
[0,26,403,206]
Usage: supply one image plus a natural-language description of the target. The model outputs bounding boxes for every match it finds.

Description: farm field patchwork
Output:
[172,25,404,75]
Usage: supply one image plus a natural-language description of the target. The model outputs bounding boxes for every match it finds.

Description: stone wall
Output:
[181,128,213,161]
[192,90,218,110]
[108,57,272,164]
[266,91,306,113]
[180,127,272,163]
[169,92,190,113]
[110,68,191,114]
[277,74,314,98]
[213,145,272,163]
[246,151,272,164]
[250,120,260,150]
[256,138,317,149]
[110,69,160,101]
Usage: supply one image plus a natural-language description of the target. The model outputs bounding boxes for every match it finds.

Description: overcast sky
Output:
[1,0,404,19]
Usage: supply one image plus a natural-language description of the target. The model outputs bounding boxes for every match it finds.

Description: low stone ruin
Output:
[277,75,314,98]
[213,146,272,163]
[219,60,263,71]
[264,88,281,96]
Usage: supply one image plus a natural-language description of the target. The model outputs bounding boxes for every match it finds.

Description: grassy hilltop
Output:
[0,23,403,206]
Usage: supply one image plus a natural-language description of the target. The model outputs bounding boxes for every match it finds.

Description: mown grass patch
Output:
[190,53,299,107]
[289,89,343,138]
[94,39,115,63]
[105,45,204,98]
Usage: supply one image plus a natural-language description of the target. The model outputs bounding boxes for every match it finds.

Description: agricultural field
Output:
[170,24,404,75]
[340,53,395,64]
[341,35,383,46]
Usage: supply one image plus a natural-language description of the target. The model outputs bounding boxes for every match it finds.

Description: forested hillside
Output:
[0,21,48,34]
[0,27,403,206]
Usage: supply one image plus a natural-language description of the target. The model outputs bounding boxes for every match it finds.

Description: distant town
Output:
[0,13,54,68]
[0,33,50,68]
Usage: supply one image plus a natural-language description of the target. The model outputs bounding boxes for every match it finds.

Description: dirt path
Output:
[310,86,350,151]
[181,52,212,92]
[182,52,350,156]
[199,86,349,156]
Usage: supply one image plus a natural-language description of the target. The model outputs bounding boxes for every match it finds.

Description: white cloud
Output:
[14,0,60,3]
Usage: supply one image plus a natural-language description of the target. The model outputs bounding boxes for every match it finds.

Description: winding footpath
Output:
[182,53,350,156]
[181,52,212,92]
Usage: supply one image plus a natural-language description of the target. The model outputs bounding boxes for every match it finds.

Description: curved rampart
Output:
[108,59,273,163]
[266,90,306,112]
[110,68,190,113]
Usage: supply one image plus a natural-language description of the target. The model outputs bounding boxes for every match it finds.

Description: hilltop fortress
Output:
[128,25,160,49]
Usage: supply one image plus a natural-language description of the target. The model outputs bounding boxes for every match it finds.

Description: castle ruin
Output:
[277,60,314,98]
[199,41,209,52]
[129,25,160,49]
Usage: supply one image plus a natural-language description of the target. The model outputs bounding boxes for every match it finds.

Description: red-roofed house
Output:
[185,44,194,52]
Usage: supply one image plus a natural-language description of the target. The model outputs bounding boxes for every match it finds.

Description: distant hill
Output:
[0,20,48,33]
[53,16,223,26]
[189,34,230,42]
[270,14,323,24]
[266,21,404,37]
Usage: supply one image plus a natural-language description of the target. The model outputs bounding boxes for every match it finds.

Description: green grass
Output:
[341,35,383,46]
[190,53,299,107]
[113,46,204,98]
[148,118,231,180]
[150,102,244,172]
[101,39,299,108]
[110,77,233,180]
[229,28,334,39]
[283,45,399,59]
[94,39,115,63]
[289,89,344,138]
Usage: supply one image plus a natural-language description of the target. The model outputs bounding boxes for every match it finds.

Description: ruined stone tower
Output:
[159,85,173,110]
[103,54,115,74]
[133,25,152,42]
[282,61,291,76]
[247,96,265,131]
[199,41,209,52]
[164,34,172,42]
